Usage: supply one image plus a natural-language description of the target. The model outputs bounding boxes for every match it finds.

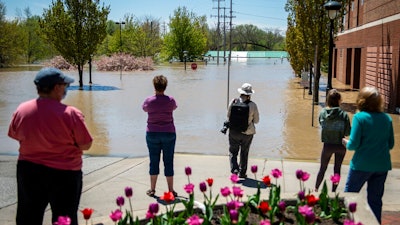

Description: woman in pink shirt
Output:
[142,75,178,197]
[8,67,93,225]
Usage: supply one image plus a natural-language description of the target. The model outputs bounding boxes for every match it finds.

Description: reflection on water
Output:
[68,84,121,91]
[1,59,399,167]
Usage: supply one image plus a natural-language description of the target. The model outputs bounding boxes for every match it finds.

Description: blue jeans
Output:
[345,169,388,223]
[146,132,176,176]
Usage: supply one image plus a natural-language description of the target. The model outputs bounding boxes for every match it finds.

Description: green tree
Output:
[285,0,349,103]
[96,21,120,56]
[233,24,265,50]
[133,17,163,57]
[40,0,110,88]
[207,26,220,51]
[163,7,208,61]
[20,8,55,63]
[118,15,163,58]
[264,28,285,50]
[0,1,24,66]
[285,19,305,76]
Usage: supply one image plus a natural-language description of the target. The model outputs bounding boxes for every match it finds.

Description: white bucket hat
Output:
[237,83,255,95]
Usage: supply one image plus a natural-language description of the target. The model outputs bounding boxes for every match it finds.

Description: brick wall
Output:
[333,0,400,112]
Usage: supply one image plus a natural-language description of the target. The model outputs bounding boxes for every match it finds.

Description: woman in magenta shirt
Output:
[142,75,178,197]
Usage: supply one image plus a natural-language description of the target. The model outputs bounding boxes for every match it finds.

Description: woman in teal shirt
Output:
[342,86,394,224]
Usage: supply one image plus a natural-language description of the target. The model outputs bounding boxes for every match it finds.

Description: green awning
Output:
[204,51,288,58]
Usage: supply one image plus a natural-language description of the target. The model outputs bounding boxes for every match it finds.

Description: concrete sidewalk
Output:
[1,154,399,225]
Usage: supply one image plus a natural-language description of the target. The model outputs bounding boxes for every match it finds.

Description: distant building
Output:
[334,0,400,112]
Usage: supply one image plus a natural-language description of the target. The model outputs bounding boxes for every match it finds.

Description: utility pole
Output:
[227,0,234,108]
[212,0,224,65]
[115,21,125,80]
[223,7,227,63]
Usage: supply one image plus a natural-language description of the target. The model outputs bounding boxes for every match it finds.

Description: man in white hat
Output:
[226,83,259,178]
[8,67,93,225]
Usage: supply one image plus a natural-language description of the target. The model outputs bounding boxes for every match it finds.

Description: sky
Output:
[2,0,289,31]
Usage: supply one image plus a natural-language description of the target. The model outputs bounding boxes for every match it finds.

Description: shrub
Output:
[45,56,77,70]
[95,53,154,71]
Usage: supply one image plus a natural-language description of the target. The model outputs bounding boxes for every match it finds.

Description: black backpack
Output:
[229,98,250,132]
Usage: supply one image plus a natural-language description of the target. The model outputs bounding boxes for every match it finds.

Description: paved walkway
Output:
[1,154,399,225]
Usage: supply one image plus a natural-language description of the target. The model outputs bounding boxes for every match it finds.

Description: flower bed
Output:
[54,166,376,225]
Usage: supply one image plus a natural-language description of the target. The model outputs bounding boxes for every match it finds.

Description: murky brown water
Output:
[1,59,399,167]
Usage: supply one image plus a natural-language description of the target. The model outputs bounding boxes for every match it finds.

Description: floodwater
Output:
[1,59,399,167]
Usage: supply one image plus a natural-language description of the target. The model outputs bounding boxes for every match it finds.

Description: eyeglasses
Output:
[58,83,70,88]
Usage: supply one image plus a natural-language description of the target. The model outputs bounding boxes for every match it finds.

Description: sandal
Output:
[146,189,156,197]
[172,191,178,197]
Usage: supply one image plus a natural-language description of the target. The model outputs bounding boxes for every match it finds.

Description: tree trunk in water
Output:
[313,48,320,105]
[78,64,83,90]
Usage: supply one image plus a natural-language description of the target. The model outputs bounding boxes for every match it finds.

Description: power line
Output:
[211,0,235,65]
[234,11,286,21]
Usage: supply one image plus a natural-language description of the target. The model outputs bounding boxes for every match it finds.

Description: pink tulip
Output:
[184,183,195,194]
[271,168,282,178]
[298,205,313,216]
[232,186,244,198]
[259,219,271,225]
[230,174,239,183]
[344,219,363,225]
[109,209,123,222]
[53,216,71,225]
[229,209,239,223]
[220,186,231,197]
[186,214,204,225]
[226,200,243,210]
[330,174,340,184]
[301,171,310,181]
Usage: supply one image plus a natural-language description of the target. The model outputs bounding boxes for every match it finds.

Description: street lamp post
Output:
[324,0,341,94]
[89,54,93,85]
[183,50,188,70]
[115,21,125,79]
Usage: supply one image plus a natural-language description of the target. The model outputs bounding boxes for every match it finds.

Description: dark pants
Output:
[16,160,82,225]
[315,143,346,191]
[146,132,176,176]
[228,129,254,176]
[345,169,388,224]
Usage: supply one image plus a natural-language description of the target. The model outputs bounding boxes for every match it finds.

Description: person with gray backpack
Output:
[225,83,259,178]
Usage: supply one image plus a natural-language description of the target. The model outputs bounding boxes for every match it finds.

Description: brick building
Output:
[334,0,400,112]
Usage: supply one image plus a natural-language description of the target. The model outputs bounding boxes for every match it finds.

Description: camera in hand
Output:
[220,121,230,134]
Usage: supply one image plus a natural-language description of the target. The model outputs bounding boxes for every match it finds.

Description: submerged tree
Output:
[40,0,110,88]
